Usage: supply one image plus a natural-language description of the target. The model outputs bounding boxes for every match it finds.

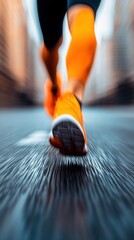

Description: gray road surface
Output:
[0,107,134,240]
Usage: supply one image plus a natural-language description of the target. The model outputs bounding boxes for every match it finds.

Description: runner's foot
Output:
[50,92,87,155]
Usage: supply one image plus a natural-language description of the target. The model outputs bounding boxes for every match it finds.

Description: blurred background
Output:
[0,2,134,240]
[0,0,134,107]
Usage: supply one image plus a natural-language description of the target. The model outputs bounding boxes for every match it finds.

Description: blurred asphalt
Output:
[0,107,134,240]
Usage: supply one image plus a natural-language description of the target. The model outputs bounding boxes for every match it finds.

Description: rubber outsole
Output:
[50,120,87,156]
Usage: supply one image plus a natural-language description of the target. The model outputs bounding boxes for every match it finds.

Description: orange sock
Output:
[66,7,97,85]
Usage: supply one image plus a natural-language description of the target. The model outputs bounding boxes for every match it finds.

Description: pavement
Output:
[0,107,134,240]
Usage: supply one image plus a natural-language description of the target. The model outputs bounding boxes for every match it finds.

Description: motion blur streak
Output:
[0,0,45,107]
[0,1,134,240]
[0,0,134,106]
[0,108,134,240]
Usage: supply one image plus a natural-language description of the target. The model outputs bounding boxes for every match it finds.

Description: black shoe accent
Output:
[74,95,82,108]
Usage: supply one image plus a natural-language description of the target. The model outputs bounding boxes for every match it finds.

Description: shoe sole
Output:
[50,114,88,156]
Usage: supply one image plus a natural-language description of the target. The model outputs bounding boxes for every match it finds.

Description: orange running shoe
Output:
[50,92,88,156]
[44,74,62,117]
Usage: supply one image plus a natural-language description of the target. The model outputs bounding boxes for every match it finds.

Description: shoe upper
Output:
[53,92,87,141]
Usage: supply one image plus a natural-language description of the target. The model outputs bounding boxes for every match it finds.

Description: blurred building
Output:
[84,0,134,105]
[1,0,134,107]
[0,0,45,107]
[84,38,114,104]
[111,0,134,104]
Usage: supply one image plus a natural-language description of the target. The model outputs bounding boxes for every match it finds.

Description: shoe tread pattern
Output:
[52,120,85,155]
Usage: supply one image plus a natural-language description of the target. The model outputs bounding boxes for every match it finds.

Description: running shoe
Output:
[50,92,88,155]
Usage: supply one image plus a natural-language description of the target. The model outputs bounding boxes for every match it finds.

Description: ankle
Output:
[66,79,84,102]
[50,72,62,94]
[52,72,61,86]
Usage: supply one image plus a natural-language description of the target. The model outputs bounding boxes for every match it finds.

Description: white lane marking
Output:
[16,131,49,146]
